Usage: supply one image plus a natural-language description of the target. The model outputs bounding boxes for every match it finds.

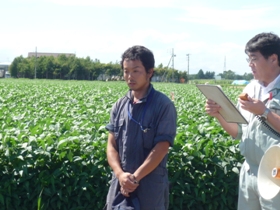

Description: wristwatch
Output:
[261,107,270,120]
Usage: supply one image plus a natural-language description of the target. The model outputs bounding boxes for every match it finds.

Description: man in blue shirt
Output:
[104,45,177,209]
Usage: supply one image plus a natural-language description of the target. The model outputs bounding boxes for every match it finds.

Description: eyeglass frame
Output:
[246,57,257,64]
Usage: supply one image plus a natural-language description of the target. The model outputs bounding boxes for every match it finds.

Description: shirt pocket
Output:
[114,118,124,140]
[142,123,156,150]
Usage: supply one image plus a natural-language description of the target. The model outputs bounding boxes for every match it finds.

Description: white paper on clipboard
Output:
[196,84,248,124]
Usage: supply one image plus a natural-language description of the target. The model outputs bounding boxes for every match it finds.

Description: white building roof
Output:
[0,62,11,66]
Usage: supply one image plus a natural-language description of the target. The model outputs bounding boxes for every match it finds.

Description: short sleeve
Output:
[235,123,243,140]
[154,102,177,147]
[105,103,117,132]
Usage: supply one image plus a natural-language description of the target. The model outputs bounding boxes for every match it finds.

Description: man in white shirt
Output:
[205,32,280,210]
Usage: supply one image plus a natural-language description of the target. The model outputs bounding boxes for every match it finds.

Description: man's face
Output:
[123,59,153,92]
[247,51,272,83]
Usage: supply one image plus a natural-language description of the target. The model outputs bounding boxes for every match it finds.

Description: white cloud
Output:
[2,0,278,75]
[44,0,176,7]
[130,29,190,43]
[178,6,279,31]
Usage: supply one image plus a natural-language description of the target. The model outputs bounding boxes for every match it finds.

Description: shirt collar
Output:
[126,84,154,103]
[258,74,280,96]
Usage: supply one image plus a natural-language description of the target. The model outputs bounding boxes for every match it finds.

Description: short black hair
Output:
[245,32,280,66]
[120,45,155,73]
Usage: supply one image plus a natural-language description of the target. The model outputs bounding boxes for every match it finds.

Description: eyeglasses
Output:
[246,57,257,64]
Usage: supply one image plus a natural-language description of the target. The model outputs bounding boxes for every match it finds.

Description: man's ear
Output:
[148,68,154,77]
[270,54,278,64]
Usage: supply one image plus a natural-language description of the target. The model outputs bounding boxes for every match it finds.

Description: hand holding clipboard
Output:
[196,84,248,124]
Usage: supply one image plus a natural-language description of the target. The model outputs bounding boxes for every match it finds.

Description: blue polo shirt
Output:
[106,84,177,173]
[105,84,177,209]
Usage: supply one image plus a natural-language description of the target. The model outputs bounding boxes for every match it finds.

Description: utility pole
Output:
[171,48,176,82]
[35,47,37,79]
[186,54,190,75]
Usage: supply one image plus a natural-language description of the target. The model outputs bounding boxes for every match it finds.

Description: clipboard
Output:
[196,84,248,124]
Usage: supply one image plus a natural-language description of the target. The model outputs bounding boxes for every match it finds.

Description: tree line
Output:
[190,69,253,80]
[9,55,188,82]
[8,55,253,82]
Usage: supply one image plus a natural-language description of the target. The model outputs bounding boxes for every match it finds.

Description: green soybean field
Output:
[0,79,244,210]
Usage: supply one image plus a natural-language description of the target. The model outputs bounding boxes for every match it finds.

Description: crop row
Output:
[0,79,244,209]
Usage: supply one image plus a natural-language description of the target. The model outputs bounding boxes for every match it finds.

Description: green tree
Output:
[205,71,215,79]
[104,62,121,79]
[56,54,70,79]
[178,71,188,83]
[243,72,253,80]
[43,56,56,79]
[154,63,169,82]
[81,56,93,80]
[18,58,32,78]
[196,69,205,79]
[8,55,191,82]
[222,70,236,80]
[91,59,104,80]
[10,56,25,78]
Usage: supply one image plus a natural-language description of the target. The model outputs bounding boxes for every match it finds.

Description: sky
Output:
[1,0,280,75]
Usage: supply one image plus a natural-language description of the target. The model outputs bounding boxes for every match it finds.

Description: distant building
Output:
[0,62,11,78]
[215,75,222,80]
[232,80,249,85]
[28,52,75,58]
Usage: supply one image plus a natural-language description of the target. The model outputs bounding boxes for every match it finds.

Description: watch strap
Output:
[261,107,270,120]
